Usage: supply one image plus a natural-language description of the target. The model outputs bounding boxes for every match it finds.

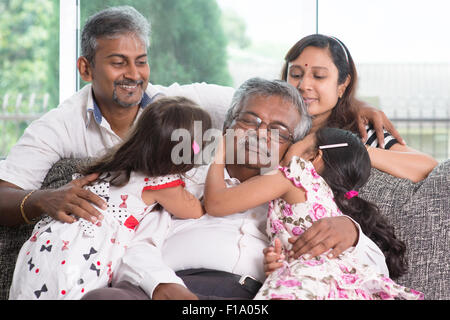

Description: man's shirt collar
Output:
[86,91,153,127]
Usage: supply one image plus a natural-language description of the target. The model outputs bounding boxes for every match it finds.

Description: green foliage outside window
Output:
[0,0,231,157]
[0,0,60,111]
[80,0,231,87]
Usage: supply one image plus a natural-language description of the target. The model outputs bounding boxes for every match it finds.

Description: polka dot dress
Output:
[9,171,185,300]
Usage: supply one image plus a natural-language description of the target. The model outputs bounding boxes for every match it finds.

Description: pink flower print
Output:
[377,291,392,300]
[330,209,341,217]
[276,279,302,288]
[270,293,296,300]
[381,276,394,284]
[282,205,293,217]
[337,287,349,299]
[311,203,327,221]
[312,183,320,192]
[302,257,325,267]
[292,226,303,236]
[410,289,425,299]
[271,219,284,234]
[341,273,359,285]
[310,167,320,179]
[355,289,371,300]
[339,264,355,274]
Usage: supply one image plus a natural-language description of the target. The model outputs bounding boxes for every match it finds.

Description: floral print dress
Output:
[9,171,185,300]
[254,156,424,300]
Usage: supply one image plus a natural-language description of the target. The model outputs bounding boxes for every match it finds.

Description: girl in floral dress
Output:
[9,97,211,300]
[205,127,423,300]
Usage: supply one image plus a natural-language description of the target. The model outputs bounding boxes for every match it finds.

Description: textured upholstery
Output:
[1,158,448,300]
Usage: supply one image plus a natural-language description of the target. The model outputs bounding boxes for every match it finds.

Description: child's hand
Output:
[281,132,317,166]
[263,238,285,276]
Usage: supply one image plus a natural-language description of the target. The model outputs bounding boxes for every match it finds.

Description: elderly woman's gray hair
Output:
[81,6,151,65]
[223,77,312,142]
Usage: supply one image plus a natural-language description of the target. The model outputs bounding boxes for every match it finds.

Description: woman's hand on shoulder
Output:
[356,101,405,147]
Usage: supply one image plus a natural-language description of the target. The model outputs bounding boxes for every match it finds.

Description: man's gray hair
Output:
[81,6,151,64]
[223,77,312,142]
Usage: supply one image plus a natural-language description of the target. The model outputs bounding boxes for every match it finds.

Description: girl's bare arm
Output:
[144,186,204,219]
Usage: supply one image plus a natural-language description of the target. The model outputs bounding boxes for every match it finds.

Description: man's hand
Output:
[33,173,107,224]
[152,283,199,300]
[287,216,358,260]
[356,103,405,148]
[263,238,285,276]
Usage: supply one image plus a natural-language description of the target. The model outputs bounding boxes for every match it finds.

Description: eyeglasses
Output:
[233,112,294,143]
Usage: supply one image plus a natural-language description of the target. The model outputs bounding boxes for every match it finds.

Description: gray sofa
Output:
[1,158,449,300]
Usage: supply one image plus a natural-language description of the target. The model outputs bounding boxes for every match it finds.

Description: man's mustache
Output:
[236,131,271,157]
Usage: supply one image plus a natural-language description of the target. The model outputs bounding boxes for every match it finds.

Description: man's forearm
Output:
[0,183,43,226]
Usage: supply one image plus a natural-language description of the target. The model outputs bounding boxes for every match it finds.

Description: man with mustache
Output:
[0,6,234,226]
[81,78,381,300]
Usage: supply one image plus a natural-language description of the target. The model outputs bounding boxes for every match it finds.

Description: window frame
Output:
[59,0,80,103]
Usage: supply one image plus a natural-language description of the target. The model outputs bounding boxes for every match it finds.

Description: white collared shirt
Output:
[0,82,235,190]
[114,164,389,298]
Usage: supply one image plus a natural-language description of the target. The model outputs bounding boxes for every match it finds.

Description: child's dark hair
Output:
[82,96,212,186]
[316,127,407,278]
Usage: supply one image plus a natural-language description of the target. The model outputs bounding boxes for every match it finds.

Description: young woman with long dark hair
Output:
[281,34,438,183]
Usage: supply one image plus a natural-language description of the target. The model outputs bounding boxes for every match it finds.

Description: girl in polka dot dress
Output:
[205,127,423,300]
[9,97,212,300]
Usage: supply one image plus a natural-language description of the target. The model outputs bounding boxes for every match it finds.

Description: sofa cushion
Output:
[359,160,450,300]
[1,159,449,300]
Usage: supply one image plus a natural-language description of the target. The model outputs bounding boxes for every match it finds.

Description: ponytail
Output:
[316,127,408,278]
[332,190,407,278]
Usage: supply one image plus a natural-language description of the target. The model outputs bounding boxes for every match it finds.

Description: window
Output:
[0,0,60,157]
[220,0,450,161]
[1,0,449,161]
[217,0,317,87]
[317,0,450,161]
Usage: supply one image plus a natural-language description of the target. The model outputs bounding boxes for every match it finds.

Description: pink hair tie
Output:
[344,190,359,199]
[192,141,200,155]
